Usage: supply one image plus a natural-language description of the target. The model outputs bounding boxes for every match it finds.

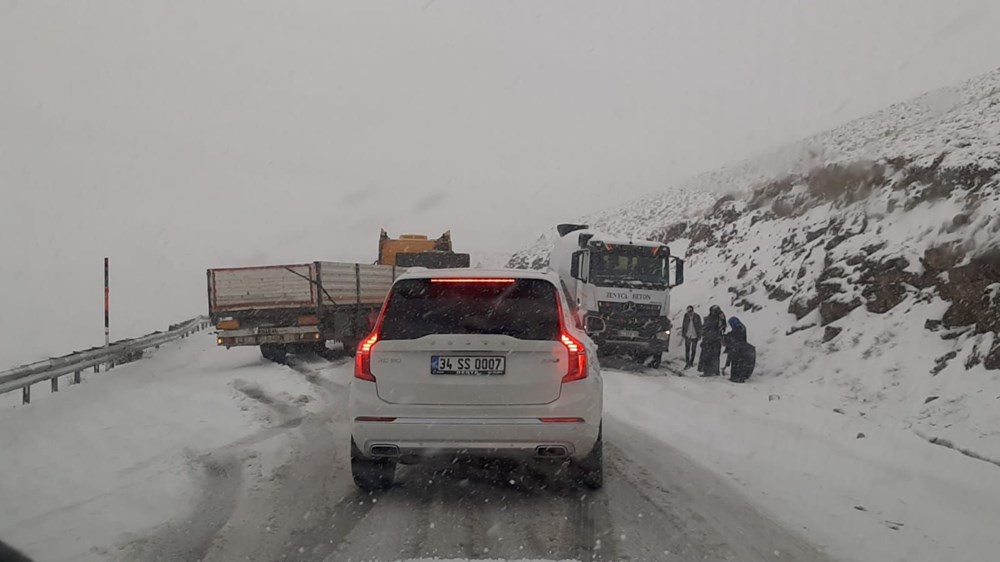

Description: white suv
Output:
[348,269,603,490]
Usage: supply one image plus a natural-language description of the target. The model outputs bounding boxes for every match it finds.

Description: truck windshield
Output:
[590,250,668,286]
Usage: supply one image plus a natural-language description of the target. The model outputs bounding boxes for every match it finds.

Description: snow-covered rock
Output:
[511,67,1000,460]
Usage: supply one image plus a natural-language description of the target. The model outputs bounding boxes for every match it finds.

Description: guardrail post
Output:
[73,370,81,384]
[51,376,58,393]
[22,384,30,405]
[94,364,100,373]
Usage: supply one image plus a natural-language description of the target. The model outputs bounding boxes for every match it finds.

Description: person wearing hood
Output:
[724,316,756,383]
[698,305,727,376]
[680,306,702,369]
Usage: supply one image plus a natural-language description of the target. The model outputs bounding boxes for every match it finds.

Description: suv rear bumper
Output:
[353,417,599,459]
[349,378,602,461]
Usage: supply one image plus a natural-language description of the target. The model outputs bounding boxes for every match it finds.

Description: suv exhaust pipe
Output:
[535,445,569,458]
[370,444,400,458]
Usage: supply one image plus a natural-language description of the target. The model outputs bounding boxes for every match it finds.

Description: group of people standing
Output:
[679,305,755,383]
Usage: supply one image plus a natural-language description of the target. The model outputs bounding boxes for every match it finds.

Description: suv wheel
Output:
[575,424,604,489]
[351,438,395,491]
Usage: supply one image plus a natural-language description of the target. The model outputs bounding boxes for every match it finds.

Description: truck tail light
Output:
[354,333,379,382]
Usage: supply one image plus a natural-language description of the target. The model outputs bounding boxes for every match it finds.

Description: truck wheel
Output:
[575,424,604,490]
[351,438,395,491]
[647,352,663,369]
[260,344,287,363]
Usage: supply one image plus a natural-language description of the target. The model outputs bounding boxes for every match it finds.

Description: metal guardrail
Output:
[0,316,211,405]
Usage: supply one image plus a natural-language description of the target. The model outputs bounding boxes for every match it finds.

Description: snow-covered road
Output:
[2,336,998,561]
[174,355,825,562]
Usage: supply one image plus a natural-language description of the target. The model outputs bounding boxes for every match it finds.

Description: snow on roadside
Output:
[605,366,1000,562]
[0,335,320,562]
[507,67,1000,543]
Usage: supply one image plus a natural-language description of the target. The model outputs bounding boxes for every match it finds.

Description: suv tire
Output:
[351,438,396,491]
[576,424,604,489]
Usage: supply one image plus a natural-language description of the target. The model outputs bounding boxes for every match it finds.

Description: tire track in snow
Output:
[286,355,350,395]
[120,454,242,562]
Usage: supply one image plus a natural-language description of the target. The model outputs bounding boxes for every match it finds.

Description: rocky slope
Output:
[510,68,1000,459]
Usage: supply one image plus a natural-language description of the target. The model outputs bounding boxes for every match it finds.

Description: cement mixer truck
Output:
[551,224,684,368]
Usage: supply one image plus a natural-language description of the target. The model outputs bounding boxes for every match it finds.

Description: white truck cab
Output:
[551,224,684,367]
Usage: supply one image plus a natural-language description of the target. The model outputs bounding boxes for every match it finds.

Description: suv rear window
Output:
[379,278,561,341]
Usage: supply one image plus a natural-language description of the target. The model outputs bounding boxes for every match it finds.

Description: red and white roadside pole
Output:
[104,257,110,347]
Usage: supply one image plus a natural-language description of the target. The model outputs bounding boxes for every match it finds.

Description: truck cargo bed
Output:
[207,261,404,353]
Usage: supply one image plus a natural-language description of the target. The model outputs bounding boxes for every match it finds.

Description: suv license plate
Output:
[619,330,640,338]
[431,356,506,375]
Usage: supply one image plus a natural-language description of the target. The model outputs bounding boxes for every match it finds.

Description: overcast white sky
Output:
[2,0,1000,363]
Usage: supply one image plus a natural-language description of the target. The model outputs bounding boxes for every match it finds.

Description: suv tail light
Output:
[560,331,587,382]
[354,333,379,381]
[354,288,394,382]
[555,291,588,383]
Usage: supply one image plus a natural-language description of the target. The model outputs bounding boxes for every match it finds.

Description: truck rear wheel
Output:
[260,344,287,363]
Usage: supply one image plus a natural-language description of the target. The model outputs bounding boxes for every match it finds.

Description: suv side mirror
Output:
[570,251,586,281]
[673,257,685,287]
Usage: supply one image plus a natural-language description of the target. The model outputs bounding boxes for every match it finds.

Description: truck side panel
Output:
[358,264,397,304]
[209,261,404,353]
[208,264,316,314]
[317,262,398,306]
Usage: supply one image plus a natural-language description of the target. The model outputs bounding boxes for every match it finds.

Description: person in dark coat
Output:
[680,306,702,369]
[698,305,727,376]
[724,317,755,382]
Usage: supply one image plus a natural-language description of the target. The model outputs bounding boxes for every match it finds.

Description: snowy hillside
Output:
[510,68,1000,460]
[509,68,1000,269]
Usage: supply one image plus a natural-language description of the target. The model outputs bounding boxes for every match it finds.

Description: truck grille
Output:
[598,301,662,317]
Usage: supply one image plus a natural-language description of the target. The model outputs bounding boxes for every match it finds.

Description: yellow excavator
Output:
[377,230,471,269]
